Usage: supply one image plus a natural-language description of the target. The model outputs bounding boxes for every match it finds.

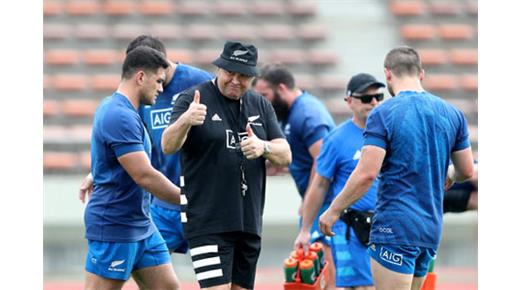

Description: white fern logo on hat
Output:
[232,50,248,57]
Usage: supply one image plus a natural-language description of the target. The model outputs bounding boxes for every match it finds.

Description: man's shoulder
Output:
[421,92,465,119]
[98,96,133,118]
[326,120,354,141]
[178,80,213,97]
[299,92,325,107]
[298,93,333,119]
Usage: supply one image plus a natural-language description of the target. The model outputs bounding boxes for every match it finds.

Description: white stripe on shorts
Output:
[193,256,221,269]
[190,245,218,257]
[196,269,223,281]
[180,194,187,205]
[180,176,185,187]
[181,212,187,223]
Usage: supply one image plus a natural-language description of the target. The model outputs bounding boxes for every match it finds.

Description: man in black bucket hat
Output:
[212,41,259,77]
[162,41,291,290]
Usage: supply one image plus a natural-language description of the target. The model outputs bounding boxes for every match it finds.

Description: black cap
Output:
[212,41,259,77]
[346,73,385,96]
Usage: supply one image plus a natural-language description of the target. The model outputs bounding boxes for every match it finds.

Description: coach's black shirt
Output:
[170,80,285,239]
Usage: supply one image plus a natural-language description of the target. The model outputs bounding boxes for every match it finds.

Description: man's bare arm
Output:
[263,138,291,166]
[449,147,474,182]
[162,90,206,154]
[294,174,331,252]
[319,145,386,236]
[118,151,180,204]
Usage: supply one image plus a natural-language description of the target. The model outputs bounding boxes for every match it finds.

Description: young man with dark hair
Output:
[295,73,385,290]
[79,35,213,256]
[162,41,291,290]
[84,46,182,290]
[319,46,474,290]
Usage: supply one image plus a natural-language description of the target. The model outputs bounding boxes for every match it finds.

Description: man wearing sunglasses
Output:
[295,73,384,290]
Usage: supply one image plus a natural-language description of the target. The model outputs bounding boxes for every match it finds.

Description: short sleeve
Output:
[264,100,285,140]
[452,110,471,152]
[364,108,388,150]
[302,115,331,149]
[316,134,337,180]
[103,112,144,157]
[169,92,192,125]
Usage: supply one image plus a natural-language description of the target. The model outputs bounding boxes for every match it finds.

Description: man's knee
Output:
[85,272,124,290]
[202,283,231,290]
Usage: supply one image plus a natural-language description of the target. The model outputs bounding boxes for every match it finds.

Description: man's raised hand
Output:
[240,123,265,160]
[185,90,206,126]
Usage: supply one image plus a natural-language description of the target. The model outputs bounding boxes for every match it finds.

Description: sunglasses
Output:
[349,93,384,104]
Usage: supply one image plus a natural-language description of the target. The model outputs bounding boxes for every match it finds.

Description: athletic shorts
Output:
[303,202,332,247]
[150,204,189,253]
[367,243,436,277]
[85,230,171,280]
[188,231,261,289]
[330,220,373,287]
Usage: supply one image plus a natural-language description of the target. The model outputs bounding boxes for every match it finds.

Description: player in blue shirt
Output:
[319,47,474,290]
[84,46,182,290]
[254,65,337,287]
[295,73,385,290]
[80,35,213,255]
[129,36,213,254]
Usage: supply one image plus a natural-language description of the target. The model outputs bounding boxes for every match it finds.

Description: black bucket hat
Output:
[212,41,259,77]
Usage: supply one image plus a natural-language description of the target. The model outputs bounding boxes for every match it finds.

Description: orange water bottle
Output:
[284,257,298,282]
[299,259,316,284]
[306,250,320,276]
[291,248,305,261]
[310,242,325,268]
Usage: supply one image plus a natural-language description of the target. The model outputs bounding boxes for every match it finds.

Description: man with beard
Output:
[161,41,291,290]
[254,64,336,288]
[84,46,181,290]
[294,73,385,290]
[319,47,474,290]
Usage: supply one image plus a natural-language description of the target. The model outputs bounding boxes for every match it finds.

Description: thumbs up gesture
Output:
[240,123,266,160]
[184,90,206,126]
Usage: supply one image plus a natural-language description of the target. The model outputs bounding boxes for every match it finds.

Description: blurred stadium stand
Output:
[43,0,477,174]
[43,0,477,287]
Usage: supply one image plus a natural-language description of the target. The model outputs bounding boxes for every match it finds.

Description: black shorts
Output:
[187,231,261,289]
[444,189,471,213]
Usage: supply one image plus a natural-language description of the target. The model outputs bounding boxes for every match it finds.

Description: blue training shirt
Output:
[85,92,155,242]
[138,64,213,210]
[316,119,378,209]
[364,90,470,249]
[282,91,335,197]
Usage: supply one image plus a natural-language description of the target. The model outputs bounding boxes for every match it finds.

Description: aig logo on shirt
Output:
[226,130,248,149]
[151,108,171,130]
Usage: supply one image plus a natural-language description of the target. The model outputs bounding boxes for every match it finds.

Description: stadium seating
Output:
[390,0,478,158]
[43,0,477,173]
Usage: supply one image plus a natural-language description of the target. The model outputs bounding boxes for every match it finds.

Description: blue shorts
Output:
[330,220,373,287]
[367,243,436,277]
[150,204,189,253]
[303,202,331,247]
[85,230,171,280]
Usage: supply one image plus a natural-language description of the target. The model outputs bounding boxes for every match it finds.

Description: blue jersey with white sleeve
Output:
[282,91,335,197]
[364,91,470,249]
[85,92,154,242]
[138,64,213,210]
[316,119,378,209]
